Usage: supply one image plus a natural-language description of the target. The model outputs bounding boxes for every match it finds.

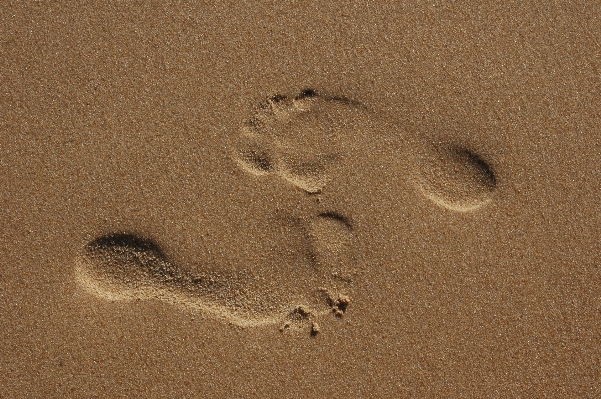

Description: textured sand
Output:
[2,2,601,398]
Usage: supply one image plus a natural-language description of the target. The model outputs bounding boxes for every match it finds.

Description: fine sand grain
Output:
[2,2,601,398]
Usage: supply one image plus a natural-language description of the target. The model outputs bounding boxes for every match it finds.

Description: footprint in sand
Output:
[75,89,361,334]
[234,89,498,212]
[75,220,356,331]
[75,89,500,334]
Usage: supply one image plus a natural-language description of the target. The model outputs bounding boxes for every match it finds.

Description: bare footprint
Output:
[75,88,501,335]
[75,91,359,334]
[76,214,355,331]
[412,142,497,212]
[234,88,501,215]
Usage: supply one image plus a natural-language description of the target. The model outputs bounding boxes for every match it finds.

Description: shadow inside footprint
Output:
[79,233,177,291]
[233,139,277,176]
[415,144,497,212]
[309,212,355,282]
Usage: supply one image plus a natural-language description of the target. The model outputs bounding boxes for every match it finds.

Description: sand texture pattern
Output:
[2,2,601,398]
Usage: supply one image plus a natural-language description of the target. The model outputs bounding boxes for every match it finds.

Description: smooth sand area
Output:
[2,2,601,398]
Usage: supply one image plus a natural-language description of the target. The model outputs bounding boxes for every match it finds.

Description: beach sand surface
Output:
[1,2,601,397]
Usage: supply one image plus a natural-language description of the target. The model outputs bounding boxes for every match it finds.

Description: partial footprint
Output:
[76,213,356,331]
[74,233,279,327]
[233,89,367,194]
[74,234,177,301]
[233,138,277,176]
[309,212,355,282]
[413,143,497,212]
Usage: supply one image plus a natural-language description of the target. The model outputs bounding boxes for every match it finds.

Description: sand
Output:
[1,1,601,398]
